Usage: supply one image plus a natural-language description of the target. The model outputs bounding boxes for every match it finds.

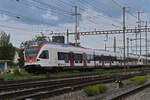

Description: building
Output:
[0,60,9,73]
[14,47,20,64]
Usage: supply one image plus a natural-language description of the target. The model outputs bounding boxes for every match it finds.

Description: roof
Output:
[0,60,10,63]
[14,47,20,51]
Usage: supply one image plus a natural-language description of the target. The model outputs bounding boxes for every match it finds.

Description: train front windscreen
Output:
[25,41,44,60]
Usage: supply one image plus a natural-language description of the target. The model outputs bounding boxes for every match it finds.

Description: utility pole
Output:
[104,34,108,51]
[105,43,107,51]
[72,6,80,45]
[130,39,133,54]
[66,29,69,44]
[135,27,138,54]
[137,11,144,55]
[123,7,126,66]
[127,38,129,58]
[145,21,148,64]
[114,37,116,53]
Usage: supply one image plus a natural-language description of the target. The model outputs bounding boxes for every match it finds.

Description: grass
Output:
[0,67,150,81]
[84,84,108,96]
[47,69,124,77]
[130,76,148,85]
[0,68,45,81]
[124,76,148,86]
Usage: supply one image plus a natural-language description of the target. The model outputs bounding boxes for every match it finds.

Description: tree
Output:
[18,48,24,67]
[0,32,15,65]
[20,32,50,49]
[69,42,81,47]
[33,32,50,41]
[0,31,11,46]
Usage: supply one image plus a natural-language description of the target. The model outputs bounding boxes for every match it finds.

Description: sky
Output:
[0,0,150,55]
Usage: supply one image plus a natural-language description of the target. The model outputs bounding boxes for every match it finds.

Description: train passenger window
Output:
[104,56,109,61]
[65,60,69,63]
[74,54,83,63]
[75,61,78,63]
[94,55,100,61]
[58,52,65,60]
[58,52,69,62]
[39,50,49,59]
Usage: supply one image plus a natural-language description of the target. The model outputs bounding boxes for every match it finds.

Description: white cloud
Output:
[42,11,59,21]
[0,15,8,21]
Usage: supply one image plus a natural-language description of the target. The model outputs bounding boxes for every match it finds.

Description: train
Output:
[24,41,150,73]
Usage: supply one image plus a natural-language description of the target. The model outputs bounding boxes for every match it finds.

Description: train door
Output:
[83,53,87,67]
[102,55,104,66]
[69,52,74,67]
[109,56,112,66]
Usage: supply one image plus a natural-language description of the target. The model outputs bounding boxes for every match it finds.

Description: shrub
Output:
[130,76,148,85]
[13,67,21,76]
[124,80,132,86]
[96,84,108,93]
[84,84,108,96]
[84,86,99,96]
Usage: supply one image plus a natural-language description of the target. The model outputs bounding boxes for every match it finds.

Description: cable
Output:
[14,0,73,18]
[0,24,34,32]
[79,0,123,25]
[112,0,137,19]
[0,9,56,26]
[31,0,73,15]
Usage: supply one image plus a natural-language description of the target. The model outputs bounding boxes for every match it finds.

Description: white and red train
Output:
[24,41,150,72]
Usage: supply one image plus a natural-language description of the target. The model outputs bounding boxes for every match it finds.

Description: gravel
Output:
[44,76,150,100]
[44,83,118,100]
[124,86,150,100]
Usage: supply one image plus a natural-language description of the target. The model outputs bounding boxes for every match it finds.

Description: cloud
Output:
[0,15,8,21]
[42,11,59,21]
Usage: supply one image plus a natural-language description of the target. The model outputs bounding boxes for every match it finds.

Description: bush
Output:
[130,76,148,85]
[13,67,21,75]
[84,84,108,96]
[124,80,132,86]
[96,84,108,93]
[84,86,99,96]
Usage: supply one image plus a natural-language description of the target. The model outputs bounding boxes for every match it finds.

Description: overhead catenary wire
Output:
[14,0,122,29]
[112,0,137,19]
[14,0,73,18]
[31,0,73,15]
[0,9,56,26]
[0,24,35,32]
[79,0,123,25]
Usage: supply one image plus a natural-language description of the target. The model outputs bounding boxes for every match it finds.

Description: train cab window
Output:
[39,50,49,59]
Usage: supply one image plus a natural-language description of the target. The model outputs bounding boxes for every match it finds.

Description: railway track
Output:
[0,68,148,92]
[110,81,150,100]
[0,70,149,100]
[0,76,113,100]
